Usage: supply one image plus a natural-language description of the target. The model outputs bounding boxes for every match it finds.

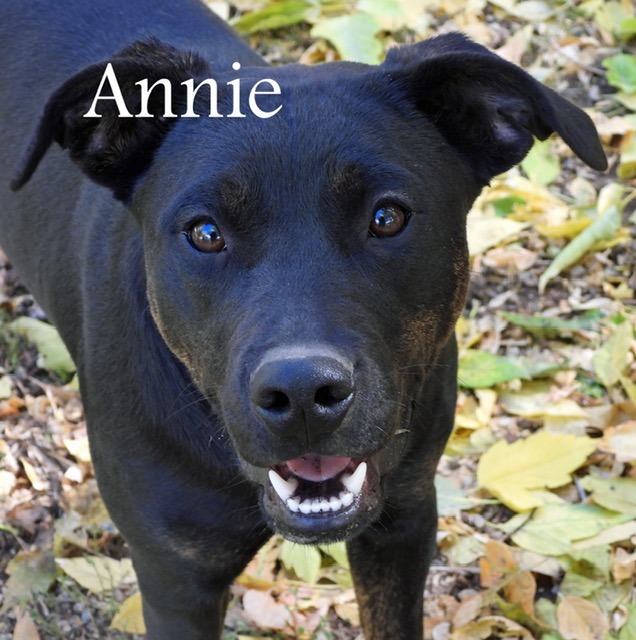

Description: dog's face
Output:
[13,35,606,543]
[136,64,476,540]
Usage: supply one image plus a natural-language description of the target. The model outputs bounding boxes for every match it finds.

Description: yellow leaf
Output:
[476,432,595,511]
[535,216,591,239]
[55,557,135,594]
[451,615,533,640]
[110,592,146,634]
[466,213,528,256]
[19,458,46,492]
[62,437,91,463]
[557,595,609,640]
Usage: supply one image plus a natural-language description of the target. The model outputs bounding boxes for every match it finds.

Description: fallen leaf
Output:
[0,551,56,615]
[579,475,636,514]
[504,570,536,617]
[479,540,516,588]
[451,615,533,640]
[538,205,622,293]
[19,458,46,492]
[619,604,636,640]
[8,317,75,378]
[593,319,633,388]
[311,13,383,63]
[521,138,560,185]
[55,557,135,593]
[466,214,528,256]
[477,432,595,511]
[62,437,92,463]
[12,607,41,640]
[280,540,321,584]
[242,589,291,630]
[500,504,632,555]
[598,421,636,462]
[458,350,530,389]
[557,595,609,640]
[109,592,146,634]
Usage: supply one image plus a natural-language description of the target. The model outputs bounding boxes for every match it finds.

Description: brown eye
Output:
[369,204,408,238]
[187,220,226,252]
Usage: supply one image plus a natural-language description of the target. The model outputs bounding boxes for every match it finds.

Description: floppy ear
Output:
[11,39,209,202]
[383,33,607,183]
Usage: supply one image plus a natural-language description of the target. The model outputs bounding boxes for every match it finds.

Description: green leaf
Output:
[522,138,561,185]
[435,474,494,515]
[357,0,408,30]
[311,13,383,63]
[619,605,636,640]
[493,195,527,217]
[233,0,314,34]
[280,540,321,583]
[498,504,632,556]
[579,475,636,515]
[538,205,621,293]
[592,319,633,388]
[0,550,57,614]
[0,375,13,400]
[458,350,530,388]
[318,542,349,568]
[501,311,599,336]
[603,54,636,94]
[8,317,76,378]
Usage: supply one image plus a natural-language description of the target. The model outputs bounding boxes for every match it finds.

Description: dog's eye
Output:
[369,204,408,238]
[187,220,226,253]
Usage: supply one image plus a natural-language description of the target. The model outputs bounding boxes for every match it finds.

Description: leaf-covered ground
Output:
[1,1,635,639]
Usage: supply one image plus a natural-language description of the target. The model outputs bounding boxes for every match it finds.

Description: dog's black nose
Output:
[250,347,355,442]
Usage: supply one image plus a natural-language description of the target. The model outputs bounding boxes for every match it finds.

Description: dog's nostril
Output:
[314,384,352,408]
[261,390,291,412]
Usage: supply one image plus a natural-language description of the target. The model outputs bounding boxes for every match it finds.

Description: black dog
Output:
[0,1,606,638]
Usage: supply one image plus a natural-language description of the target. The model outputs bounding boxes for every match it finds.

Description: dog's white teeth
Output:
[341,461,367,496]
[299,501,313,515]
[340,491,354,508]
[287,496,301,512]
[268,470,298,502]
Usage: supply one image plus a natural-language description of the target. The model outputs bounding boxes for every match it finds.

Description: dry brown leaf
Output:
[611,547,636,583]
[242,589,291,630]
[557,595,609,640]
[503,570,536,617]
[452,593,484,629]
[480,540,517,588]
[12,607,41,640]
[598,421,636,463]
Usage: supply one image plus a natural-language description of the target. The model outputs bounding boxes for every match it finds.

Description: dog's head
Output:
[12,34,606,543]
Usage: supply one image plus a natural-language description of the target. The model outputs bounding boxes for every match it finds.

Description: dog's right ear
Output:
[11,39,209,202]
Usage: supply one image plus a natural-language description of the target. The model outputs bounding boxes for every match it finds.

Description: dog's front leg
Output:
[346,491,438,640]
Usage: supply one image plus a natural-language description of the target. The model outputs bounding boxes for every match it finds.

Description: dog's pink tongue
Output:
[286,455,351,482]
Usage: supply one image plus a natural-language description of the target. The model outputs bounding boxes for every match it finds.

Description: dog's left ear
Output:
[11,39,209,202]
[383,33,607,183]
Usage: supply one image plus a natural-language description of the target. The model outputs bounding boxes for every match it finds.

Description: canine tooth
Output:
[299,501,313,514]
[268,470,298,502]
[340,492,354,507]
[342,461,367,495]
[329,497,342,511]
[287,496,300,512]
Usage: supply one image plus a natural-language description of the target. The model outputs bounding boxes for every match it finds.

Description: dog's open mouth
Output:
[268,455,367,516]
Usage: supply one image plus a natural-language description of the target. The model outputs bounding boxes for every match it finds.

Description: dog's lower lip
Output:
[268,460,368,516]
